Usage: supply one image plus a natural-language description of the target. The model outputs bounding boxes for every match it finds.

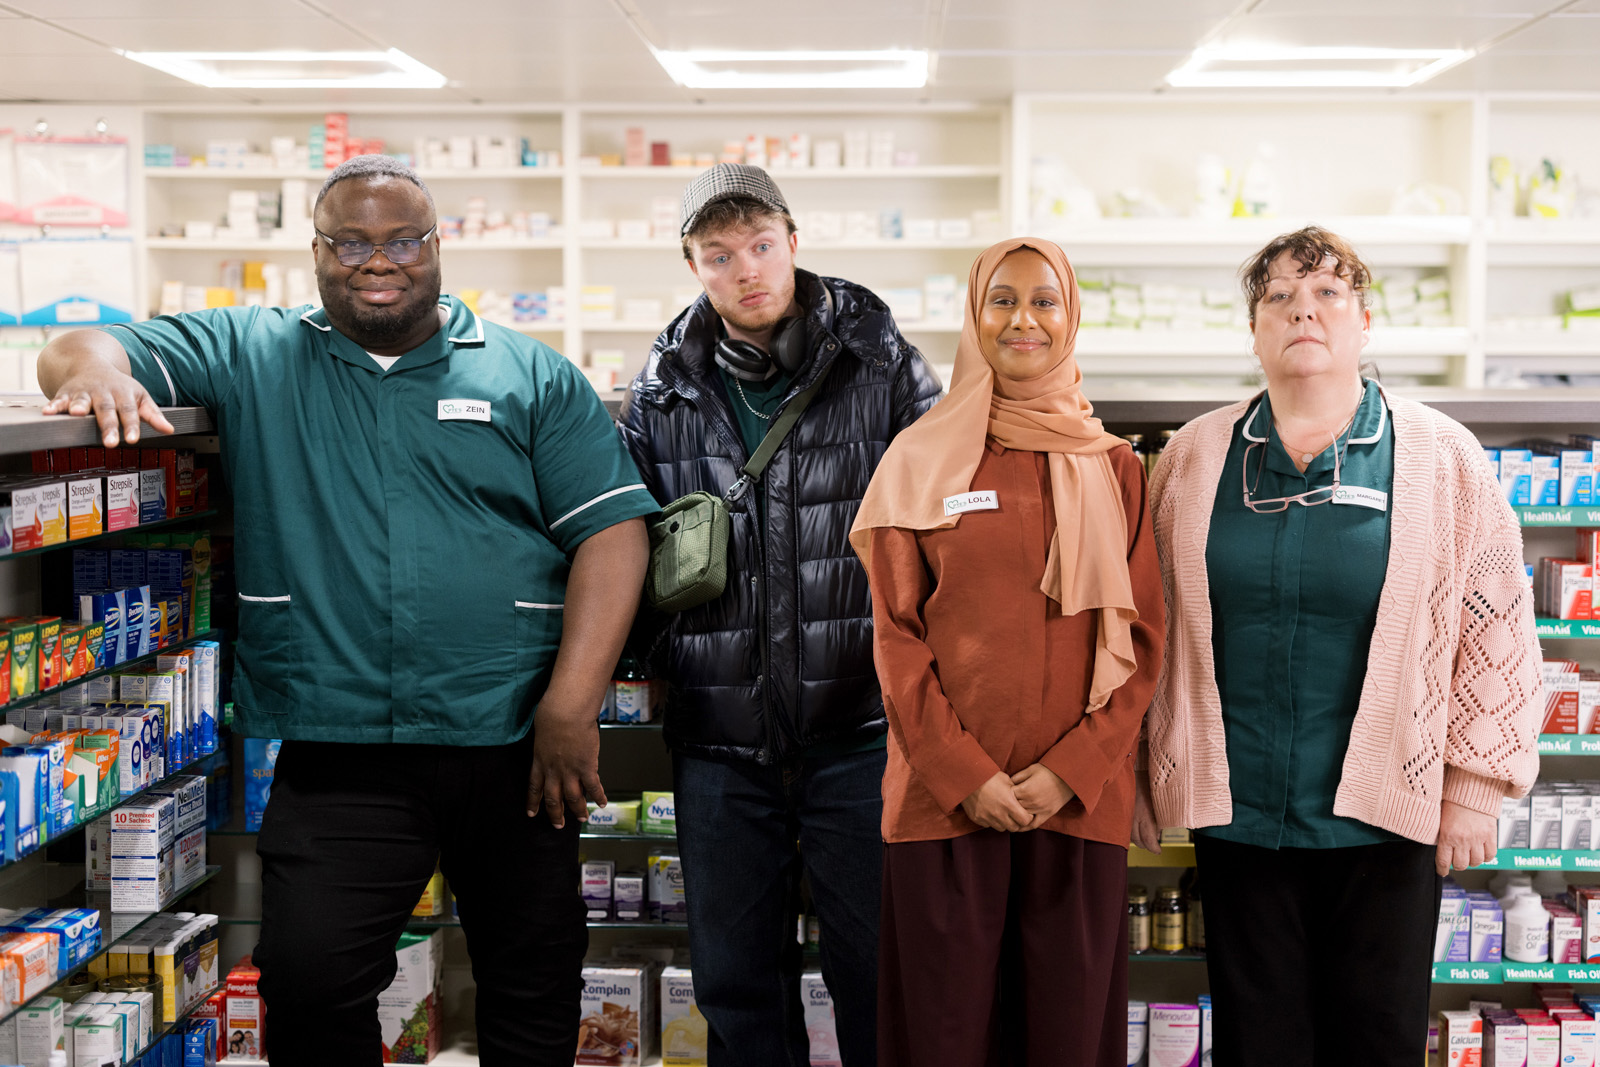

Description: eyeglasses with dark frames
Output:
[316,225,438,268]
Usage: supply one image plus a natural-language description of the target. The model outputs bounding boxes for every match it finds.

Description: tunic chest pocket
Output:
[236,594,301,715]
[513,600,565,685]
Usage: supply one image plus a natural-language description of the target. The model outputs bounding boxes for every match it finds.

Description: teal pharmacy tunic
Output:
[107,298,658,746]
[1200,378,1400,849]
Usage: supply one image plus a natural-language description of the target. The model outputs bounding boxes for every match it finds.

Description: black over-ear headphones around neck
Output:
[714,317,809,383]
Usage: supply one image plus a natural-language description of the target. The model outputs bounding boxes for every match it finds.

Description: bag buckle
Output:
[725,475,753,505]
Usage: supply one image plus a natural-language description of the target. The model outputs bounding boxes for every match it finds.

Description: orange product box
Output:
[65,474,103,541]
[1544,659,1583,734]
[193,990,225,1062]
[1554,560,1593,620]
[57,624,89,684]
[0,932,56,1000]
[174,451,194,516]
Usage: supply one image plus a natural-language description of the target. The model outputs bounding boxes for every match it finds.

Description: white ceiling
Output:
[0,0,1598,104]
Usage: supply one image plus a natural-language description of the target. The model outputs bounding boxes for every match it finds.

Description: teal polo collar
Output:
[1243,378,1388,477]
[298,296,485,373]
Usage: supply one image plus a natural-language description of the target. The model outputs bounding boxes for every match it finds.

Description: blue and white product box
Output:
[79,589,127,668]
[243,739,281,833]
[1198,994,1212,1066]
[0,768,19,863]
[1499,449,1534,505]
[120,675,168,780]
[84,814,112,893]
[191,642,219,755]
[1470,902,1504,963]
[102,712,144,795]
[1530,452,1560,507]
[1484,448,1500,481]
[183,1017,217,1067]
[126,585,153,659]
[0,747,47,858]
[1560,448,1596,507]
[109,793,175,912]
[1128,1001,1148,1067]
[137,468,166,524]
[29,739,72,837]
[148,775,206,891]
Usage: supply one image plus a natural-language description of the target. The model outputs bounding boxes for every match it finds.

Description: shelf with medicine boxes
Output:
[0,510,218,564]
[145,237,566,252]
[146,167,565,181]
[0,630,224,717]
[578,164,1003,181]
[1431,962,1600,984]
[0,864,221,1029]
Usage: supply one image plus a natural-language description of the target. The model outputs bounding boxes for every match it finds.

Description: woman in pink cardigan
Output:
[1136,226,1542,1067]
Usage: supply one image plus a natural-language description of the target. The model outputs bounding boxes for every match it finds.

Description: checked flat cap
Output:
[679,163,791,238]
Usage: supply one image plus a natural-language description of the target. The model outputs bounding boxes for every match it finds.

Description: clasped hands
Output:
[960,765,1075,832]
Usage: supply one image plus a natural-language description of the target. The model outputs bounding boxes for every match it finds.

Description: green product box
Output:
[171,530,211,636]
[585,798,640,834]
[641,791,676,836]
[7,621,38,700]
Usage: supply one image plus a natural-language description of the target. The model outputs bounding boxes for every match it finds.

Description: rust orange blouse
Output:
[867,441,1165,845]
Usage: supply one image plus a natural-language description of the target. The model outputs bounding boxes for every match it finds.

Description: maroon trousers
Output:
[879,829,1130,1067]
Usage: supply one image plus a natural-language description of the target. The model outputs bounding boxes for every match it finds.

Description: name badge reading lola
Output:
[944,491,999,517]
[437,399,491,423]
[1331,485,1388,511]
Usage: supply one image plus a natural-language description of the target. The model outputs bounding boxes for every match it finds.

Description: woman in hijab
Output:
[850,238,1165,1067]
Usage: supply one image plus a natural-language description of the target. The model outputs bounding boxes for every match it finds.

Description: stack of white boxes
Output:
[149,774,206,894]
[108,794,174,912]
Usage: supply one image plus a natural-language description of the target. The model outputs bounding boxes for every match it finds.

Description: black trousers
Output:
[1195,834,1442,1067]
[253,736,586,1067]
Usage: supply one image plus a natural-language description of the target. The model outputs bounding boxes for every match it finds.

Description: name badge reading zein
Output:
[944,491,999,517]
[437,399,491,423]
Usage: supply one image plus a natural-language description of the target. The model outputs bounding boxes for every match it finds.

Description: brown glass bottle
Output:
[1128,885,1152,954]
[1154,886,1187,954]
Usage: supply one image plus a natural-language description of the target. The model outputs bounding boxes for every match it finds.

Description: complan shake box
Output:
[659,967,706,1066]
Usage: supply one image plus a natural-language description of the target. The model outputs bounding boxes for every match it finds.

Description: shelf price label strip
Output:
[1516,507,1600,527]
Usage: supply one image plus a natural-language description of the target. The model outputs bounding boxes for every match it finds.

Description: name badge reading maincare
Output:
[944,491,999,517]
[1331,486,1388,511]
[438,399,491,423]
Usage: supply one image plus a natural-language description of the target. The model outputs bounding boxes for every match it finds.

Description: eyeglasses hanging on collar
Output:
[1242,429,1344,513]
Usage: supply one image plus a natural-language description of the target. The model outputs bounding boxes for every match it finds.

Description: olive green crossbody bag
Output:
[645,367,831,612]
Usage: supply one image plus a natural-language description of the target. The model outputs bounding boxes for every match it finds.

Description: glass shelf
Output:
[2,510,218,562]
[0,864,222,1029]
[1,629,225,715]
[0,744,222,874]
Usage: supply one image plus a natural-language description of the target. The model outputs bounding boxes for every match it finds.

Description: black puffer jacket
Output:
[618,270,942,763]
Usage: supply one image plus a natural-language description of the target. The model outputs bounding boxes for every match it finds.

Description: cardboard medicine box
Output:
[641,791,675,836]
[660,966,705,1066]
[379,930,444,1063]
[800,971,841,1067]
[578,965,653,1066]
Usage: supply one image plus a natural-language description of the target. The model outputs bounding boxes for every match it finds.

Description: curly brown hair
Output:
[681,196,797,261]
[1240,226,1372,325]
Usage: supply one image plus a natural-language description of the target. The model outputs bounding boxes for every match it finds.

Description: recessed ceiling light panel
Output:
[118,48,448,90]
[653,49,929,90]
[1166,46,1474,89]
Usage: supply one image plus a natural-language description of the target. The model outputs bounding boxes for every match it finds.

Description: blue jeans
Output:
[673,745,886,1067]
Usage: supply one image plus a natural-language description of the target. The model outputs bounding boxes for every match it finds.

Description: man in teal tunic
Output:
[36,155,655,1067]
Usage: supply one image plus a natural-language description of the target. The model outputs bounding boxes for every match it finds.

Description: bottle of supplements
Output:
[1505,893,1551,963]
[1154,887,1187,954]
[612,654,654,724]
[1128,886,1152,954]
[1180,866,1205,952]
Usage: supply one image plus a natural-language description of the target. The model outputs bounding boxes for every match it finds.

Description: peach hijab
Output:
[849,237,1138,710]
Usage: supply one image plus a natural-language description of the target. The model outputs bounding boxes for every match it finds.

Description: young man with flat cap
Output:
[618,164,942,1066]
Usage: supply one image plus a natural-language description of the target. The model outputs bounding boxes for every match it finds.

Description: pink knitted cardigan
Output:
[1146,389,1543,844]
